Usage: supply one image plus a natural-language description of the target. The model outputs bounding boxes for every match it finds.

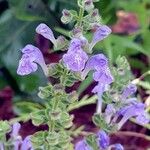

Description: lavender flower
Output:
[36,23,56,44]
[17,44,48,76]
[0,143,4,150]
[84,0,94,12]
[21,136,33,150]
[110,144,124,150]
[90,25,112,50]
[11,122,21,138]
[63,38,88,71]
[97,130,110,149]
[11,122,22,150]
[122,83,137,99]
[91,66,113,114]
[68,38,83,52]
[114,144,124,150]
[117,101,149,129]
[92,82,109,113]
[104,104,116,124]
[81,54,109,79]
[83,54,113,113]
[93,69,113,83]
[75,140,92,150]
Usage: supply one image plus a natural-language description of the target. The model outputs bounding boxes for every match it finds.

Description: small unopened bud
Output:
[38,85,52,99]
[50,110,61,120]
[117,68,125,76]
[92,9,100,21]
[53,84,65,95]
[54,36,68,51]
[84,0,94,12]
[61,9,72,24]
[92,9,99,17]
[72,27,83,37]
[67,91,78,103]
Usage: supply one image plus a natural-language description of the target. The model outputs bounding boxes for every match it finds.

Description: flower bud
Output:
[67,91,78,103]
[91,9,100,22]
[84,0,94,12]
[61,9,72,24]
[71,27,83,38]
[50,109,61,120]
[54,36,68,51]
[53,84,65,95]
[38,85,52,99]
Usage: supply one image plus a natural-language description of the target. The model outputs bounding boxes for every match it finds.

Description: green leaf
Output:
[86,134,99,150]
[137,81,150,90]
[14,101,44,115]
[0,121,11,140]
[8,0,47,21]
[31,110,47,126]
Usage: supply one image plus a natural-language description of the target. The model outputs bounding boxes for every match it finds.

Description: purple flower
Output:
[63,38,88,71]
[122,83,137,99]
[36,23,56,44]
[11,122,21,138]
[90,25,111,49]
[93,69,113,84]
[92,68,113,114]
[81,54,109,79]
[0,143,4,150]
[21,136,33,150]
[117,101,149,129]
[84,0,94,12]
[85,54,113,113]
[63,49,88,71]
[17,44,48,76]
[11,122,22,150]
[92,82,109,113]
[136,113,150,125]
[75,140,92,150]
[104,104,116,124]
[108,143,124,150]
[97,130,110,149]
[112,144,124,150]
[68,38,83,52]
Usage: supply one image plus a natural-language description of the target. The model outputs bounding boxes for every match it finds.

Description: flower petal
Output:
[36,23,55,44]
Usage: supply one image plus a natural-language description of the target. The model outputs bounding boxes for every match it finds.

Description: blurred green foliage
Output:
[0,0,150,109]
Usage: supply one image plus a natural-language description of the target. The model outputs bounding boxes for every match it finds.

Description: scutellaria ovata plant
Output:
[0,0,149,150]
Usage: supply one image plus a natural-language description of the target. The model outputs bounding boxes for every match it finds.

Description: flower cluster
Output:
[102,83,149,130]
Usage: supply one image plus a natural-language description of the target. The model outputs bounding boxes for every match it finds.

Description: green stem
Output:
[49,96,60,132]
[49,120,55,132]
[67,95,98,111]
[77,5,84,27]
